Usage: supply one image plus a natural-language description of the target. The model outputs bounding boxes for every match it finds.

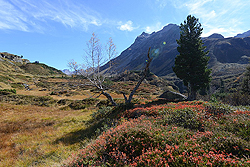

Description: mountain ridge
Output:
[102,24,250,77]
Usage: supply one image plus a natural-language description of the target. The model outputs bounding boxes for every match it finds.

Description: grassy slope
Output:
[0,57,65,91]
[19,63,64,76]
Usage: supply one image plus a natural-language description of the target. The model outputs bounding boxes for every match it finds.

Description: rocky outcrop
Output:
[0,52,30,64]
[159,90,187,101]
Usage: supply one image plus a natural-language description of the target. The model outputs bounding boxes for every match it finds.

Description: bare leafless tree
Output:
[106,37,117,70]
[68,60,81,76]
[69,33,152,106]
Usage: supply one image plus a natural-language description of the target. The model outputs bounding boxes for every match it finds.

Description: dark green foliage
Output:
[103,79,114,87]
[242,65,250,94]
[10,83,24,89]
[173,15,212,100]
[68,98,99,110]
[223,92,250,106]
[0,94,56,106]
[205,102,233,116]
[164,108,203,131]
[0,89,16,95]
[219,78,225,93]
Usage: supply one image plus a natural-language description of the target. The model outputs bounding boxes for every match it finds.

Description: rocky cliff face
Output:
[102,24,250,84]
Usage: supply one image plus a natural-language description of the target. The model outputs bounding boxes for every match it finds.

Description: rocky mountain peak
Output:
[161,23,179,31]
[208,33,224,39]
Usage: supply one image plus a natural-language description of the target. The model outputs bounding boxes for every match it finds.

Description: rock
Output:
[159,90,187,101]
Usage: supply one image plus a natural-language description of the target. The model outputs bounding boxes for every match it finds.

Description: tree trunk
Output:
[101,91,117,106]
[189,85,197,101]
[127,75,146,103]
[126,47,152,104]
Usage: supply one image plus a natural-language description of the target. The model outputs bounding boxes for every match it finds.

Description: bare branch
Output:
[127,47,152,103]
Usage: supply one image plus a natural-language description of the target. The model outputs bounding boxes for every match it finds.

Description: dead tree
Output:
[122,47,152,104]
[69,33,152,106]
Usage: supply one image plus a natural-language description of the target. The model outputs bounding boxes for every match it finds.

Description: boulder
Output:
[159,90,187,101]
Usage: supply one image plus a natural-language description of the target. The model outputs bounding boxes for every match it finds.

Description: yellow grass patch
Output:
[0,103,94,166]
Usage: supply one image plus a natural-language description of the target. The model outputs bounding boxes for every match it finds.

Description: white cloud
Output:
[118,20,136,31]
[0,0,103,32]
[201,28,227,37]
[145,22,164,33]
[0,0,29,31]
[156,0,168,9]
[180,0,250,37]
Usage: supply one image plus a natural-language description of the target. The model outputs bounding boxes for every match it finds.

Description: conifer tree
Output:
[173,15,212,100]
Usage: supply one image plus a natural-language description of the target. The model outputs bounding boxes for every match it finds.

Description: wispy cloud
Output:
[181,0,250,37]
[145,22,164,33]
[0,0,30,31]
[118,20,137,31]
[0,0,103,32]
[155,0,168,9]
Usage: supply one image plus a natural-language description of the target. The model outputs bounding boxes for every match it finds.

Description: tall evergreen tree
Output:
[173,15,212,100]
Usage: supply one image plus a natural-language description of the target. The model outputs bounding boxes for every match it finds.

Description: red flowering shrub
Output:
[64,101,250,167]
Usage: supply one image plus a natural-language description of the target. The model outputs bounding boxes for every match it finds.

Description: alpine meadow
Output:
[0,1,250,166]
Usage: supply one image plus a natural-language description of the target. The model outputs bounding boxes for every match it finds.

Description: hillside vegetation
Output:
[19,63,64,76]
[0,52,249,166]
[63,101,250,166]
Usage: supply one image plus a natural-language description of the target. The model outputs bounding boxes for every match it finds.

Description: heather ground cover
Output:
[64,101,250,167]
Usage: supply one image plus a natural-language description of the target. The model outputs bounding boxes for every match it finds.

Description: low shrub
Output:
[10,83,24,89]
[64,101,250,167]
[68,98,99,110]
[213,92,250,106]
[205,102,233,117]
[163,108,203,131]
[0,94,57,107]
[0,89,16,95]
[209,134,250,158]
[223,92,250,106]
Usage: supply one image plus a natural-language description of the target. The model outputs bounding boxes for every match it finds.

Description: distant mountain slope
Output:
[101,24,180,76]
[102,24,250,79]
[235,30,250,38]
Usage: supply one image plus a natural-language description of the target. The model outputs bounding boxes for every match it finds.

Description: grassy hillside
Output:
[19,63,64,76]
[0,52,249,166]
[0,55,65,90]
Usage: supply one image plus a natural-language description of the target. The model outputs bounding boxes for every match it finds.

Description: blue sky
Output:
[0,0,249,70]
